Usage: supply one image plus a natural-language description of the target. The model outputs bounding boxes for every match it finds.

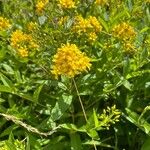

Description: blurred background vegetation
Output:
[0,0,150,149]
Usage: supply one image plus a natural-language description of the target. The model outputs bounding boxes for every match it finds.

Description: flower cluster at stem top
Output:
[112,22,136,41]
[10,30,39,57]
[95,0,108,5]
[51,43,91,78]
[73,15,102,42]
[35,0,49,14]
[58,0,76,9]
[0,17,11,31]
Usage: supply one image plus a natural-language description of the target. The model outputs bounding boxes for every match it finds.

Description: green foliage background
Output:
[0,0,150,149]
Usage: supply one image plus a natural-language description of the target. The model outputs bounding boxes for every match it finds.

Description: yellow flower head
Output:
[123,42,136,55]
[18,47,29,57]
[95,0,107,5]
[36,0,49,14]
[58,0,76,9]
[88,16,102,32]
[58,16,69,26]
[27,22,38,31]
[0,17,11,31]
[112,22,136,41]
[73,15,102,35]
[73,15,92,34]
[51,43,91,78]
[10,30,39,57]
[88,32,98,42]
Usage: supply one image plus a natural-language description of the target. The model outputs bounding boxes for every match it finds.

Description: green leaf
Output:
[83,140,115,149]
[93,109,99,128]
[98,17,109,32]
[2,64,14,75]
[0,85,14,93]
[125,108,150,136]
[26,136,30,150]
[0,98,5,103]
[87,129,99,139]
[141,137,150,150]
[60,123,86,133]
[70,133,83,150]
[0,48,6,61]
[0,125,18,137]
[33,82,45,102]
[0,85,36,103]
[140,27,150,33]
[50,94,72,121]
[110,7,130,24]
[0,73,14,87]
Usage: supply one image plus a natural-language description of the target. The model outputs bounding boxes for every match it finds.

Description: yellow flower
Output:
[0,17,11,31]
[95,0,107,5]
[123,42,136,55]
[88,32,97,42]
[58,0,75,9]
[73,15,102,35]
[51,43,91,78]
[88,16,102,32]
[27,22,38,31]
[36,0,49,14]
[18,47,29,57]
[73,15,92,34]
[112,22,136,41]
[58,16,69,26]
[10,30,39,57]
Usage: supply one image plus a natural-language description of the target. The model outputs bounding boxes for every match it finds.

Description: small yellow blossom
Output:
[58,0,75,9]
[0,17,11,31]
[51,43,91,78]
[112,22,136,41]
[73,15,102,34]
[88,16,102,32]
[88,32,98,42]
[10,30,39,57]
[36,0,49,14]
[58,16,69,26]
[18,47,29,57]
[27,22,38,31]
[73,15,92,34]
[123,42,136,55]
[95,0,107,5]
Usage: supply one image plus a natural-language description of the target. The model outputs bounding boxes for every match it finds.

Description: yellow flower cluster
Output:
[98,105,121,129]
[73,15,102,42]
[0,17,11,31]
[88,16,102,32]
[10,30,39,57]
[95,0,107,5]
[123,42,136,55]
[88,32,98,42]
[58,0,75,9]
[36,0,49,14]
[58,16,69,26]
[51,43,91,78]
[112,22,136,41]
[27,22,38,32]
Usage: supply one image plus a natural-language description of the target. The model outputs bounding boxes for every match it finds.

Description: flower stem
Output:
[72,78,97,150]
[72,78,87,122]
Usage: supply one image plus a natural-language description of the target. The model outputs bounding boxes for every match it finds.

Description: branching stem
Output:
[72,78,97,150]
